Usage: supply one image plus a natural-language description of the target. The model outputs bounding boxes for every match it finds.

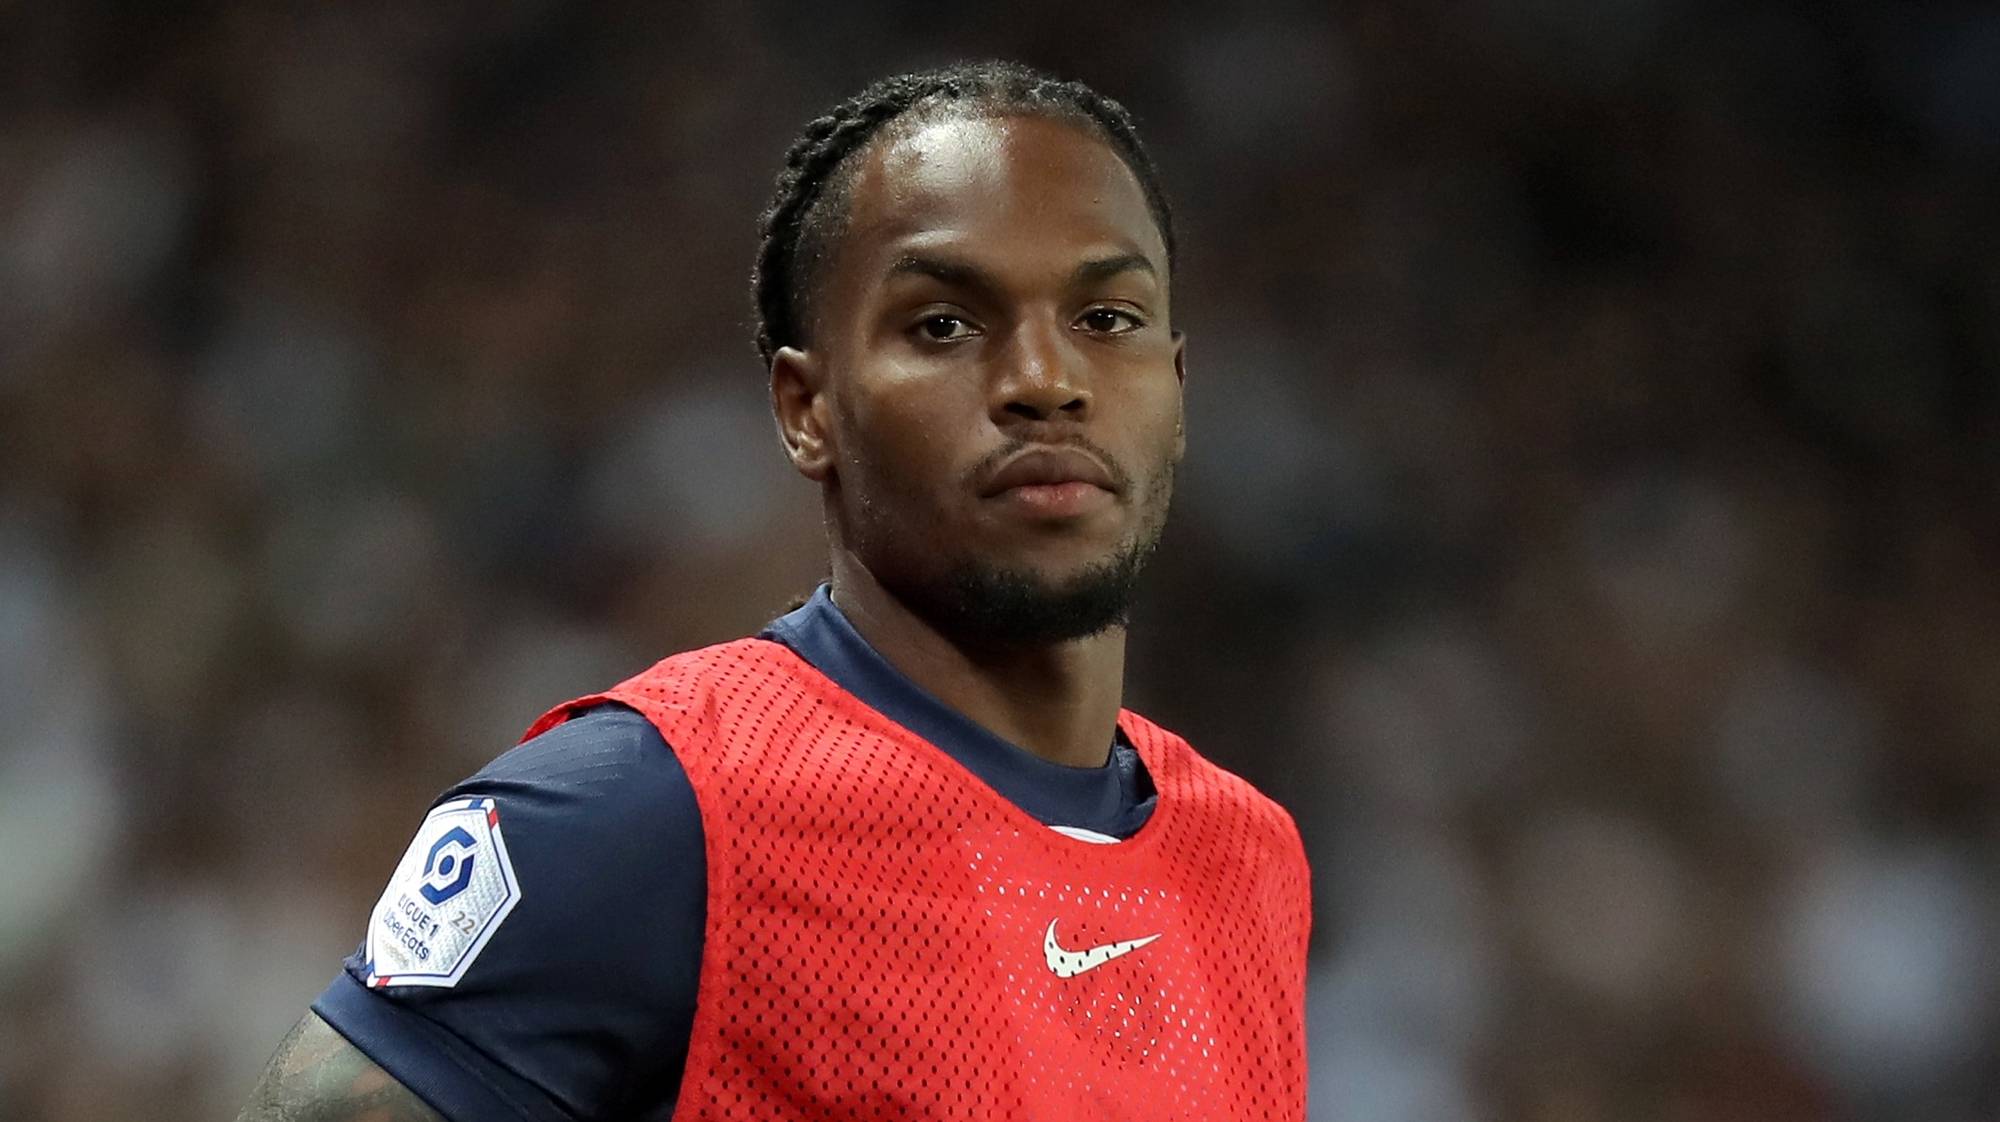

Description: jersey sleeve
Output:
[312,705,704,1122]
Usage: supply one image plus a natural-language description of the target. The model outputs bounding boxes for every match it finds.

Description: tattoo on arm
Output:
[236,1012,443,1122]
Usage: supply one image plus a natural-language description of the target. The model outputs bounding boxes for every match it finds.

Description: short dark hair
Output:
[751,60,1178,363]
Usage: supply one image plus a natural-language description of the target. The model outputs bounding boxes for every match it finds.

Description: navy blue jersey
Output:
[313,587,1156,1121]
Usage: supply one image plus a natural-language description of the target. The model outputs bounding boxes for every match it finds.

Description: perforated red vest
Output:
[527,638,1310,1120]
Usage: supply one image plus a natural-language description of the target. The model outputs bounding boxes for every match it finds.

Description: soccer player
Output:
[238,60,1310,1121]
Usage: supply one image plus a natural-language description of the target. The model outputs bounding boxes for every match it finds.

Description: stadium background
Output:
[3,2,1998,1119]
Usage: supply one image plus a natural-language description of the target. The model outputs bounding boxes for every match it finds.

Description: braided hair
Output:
[752,60,1177,363]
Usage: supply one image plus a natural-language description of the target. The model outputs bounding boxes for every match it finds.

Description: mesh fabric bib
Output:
[527,638,1310,1120]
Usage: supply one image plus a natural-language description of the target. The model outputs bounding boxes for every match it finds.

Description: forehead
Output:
[832,112,1167,283]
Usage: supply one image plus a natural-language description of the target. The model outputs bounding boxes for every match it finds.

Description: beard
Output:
[883,460,1174,650]
[923,535,1154,647]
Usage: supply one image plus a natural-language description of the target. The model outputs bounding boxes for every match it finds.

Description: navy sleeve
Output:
[313,705,703,1122]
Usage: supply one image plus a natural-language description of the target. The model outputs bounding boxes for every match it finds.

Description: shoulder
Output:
[355,704,703,988]
[524,638,812,744]
[466,702,675,792]
[443,702,701,878]
[445,702,702,855]
[1121,707,1308,867]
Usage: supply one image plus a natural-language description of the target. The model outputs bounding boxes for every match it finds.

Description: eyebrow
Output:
[886,254,988,289]
[1070,252,1157,287]
[884,251,1160,291]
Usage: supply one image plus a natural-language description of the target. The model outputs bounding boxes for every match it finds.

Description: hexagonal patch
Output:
[363,796,520,988]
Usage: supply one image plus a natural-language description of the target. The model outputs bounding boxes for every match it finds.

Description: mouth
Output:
[978,447,1120,498]
[991,479,1115,517]
[977,447,1121,520]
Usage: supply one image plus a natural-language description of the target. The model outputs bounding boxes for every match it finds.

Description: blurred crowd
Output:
[2,1,1997,1119]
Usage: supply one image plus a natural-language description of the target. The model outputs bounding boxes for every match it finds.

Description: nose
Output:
[991,318,1090,424]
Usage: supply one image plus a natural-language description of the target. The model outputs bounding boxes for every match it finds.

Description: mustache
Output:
[967,434,1134,495]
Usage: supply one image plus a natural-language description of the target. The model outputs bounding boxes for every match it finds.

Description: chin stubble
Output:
[904,461,1174,649]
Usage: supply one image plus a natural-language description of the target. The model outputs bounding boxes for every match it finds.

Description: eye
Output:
[915,314,978,342]
[1077,307,1145,335]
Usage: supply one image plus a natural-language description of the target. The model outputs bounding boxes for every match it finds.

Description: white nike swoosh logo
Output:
[1043,919,1162,978]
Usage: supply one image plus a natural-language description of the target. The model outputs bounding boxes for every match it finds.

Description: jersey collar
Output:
[760,584,1154,838]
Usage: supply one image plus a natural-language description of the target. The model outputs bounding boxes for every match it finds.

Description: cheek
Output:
[840,368,984,485]
[1130,378,1186,464]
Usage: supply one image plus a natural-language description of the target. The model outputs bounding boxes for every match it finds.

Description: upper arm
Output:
[304,705,705,1122]
[237,1011,442,1122]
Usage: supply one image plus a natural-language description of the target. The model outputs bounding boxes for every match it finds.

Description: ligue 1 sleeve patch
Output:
[362,797,520,989]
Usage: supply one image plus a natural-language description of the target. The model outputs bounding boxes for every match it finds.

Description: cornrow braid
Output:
[752,60,1177,364]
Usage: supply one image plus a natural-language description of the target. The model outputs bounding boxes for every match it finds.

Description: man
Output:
[239,60,1310,1122]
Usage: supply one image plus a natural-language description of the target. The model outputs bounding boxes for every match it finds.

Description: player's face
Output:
[785,113,1185,644]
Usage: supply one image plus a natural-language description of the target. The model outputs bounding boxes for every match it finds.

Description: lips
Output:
[979,447,1119,497]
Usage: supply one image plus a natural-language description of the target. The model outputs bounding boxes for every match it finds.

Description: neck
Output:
[828,552,1128,769]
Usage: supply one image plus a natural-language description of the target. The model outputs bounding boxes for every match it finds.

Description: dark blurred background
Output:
[3,2,1998,1119]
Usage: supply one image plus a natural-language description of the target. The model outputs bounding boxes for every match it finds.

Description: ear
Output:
[771,345,836,482]
[1170,330,1188,456]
